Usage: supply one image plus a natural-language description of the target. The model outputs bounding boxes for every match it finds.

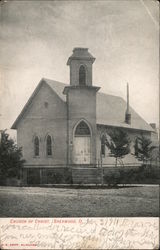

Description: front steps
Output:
[72,167,102,184]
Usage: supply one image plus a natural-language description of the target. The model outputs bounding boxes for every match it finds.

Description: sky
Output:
[0,0,159,138]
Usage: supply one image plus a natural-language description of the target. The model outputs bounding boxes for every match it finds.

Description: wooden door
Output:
[73,136,91,164]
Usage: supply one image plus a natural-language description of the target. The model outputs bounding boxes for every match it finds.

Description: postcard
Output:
[0,0,159,249]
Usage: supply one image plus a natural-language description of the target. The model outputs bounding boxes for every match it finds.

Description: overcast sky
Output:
[0,0,159,137]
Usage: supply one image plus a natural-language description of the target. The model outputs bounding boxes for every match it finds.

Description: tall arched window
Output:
[34,136,39,156]
[79,65,86,86]
[75,121,90,136]
[101,135,106,157]
[46,135,52,156]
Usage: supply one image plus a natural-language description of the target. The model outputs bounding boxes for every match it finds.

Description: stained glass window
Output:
[46,135,52,156]
[75,121,90,136]
[101,135,106,156]
[34,136,39,156]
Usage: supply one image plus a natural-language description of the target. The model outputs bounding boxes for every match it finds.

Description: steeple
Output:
[63,48,100,165]
[125,83,131,124]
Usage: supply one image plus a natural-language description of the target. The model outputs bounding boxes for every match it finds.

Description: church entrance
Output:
[73,121,91,164]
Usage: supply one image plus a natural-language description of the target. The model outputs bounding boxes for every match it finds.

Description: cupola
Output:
[67,48,95,86]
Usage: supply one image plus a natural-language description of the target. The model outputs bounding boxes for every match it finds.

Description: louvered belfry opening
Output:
[79,65,86,86]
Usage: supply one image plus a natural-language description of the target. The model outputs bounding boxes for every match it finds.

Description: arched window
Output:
[46,135,52,156]
[75,121,90,136]
[34,136,39,156]
[101,135,106,157]
[79,65,86,86]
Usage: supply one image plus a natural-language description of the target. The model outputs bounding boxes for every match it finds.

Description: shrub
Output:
[0,130,25,179]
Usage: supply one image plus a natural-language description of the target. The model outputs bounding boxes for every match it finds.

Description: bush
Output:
[0,130,25,179]
[103,165,160,185]
[46,168,72,184]
[104,171,121,186]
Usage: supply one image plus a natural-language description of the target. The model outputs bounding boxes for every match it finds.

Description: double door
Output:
[73,136,91,164]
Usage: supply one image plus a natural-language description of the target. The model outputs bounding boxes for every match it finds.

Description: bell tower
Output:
[67,48,95,86]
[63,48,100,165]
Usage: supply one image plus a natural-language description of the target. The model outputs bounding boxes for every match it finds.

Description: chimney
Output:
[150,123,156,130]
[125,83,131,124]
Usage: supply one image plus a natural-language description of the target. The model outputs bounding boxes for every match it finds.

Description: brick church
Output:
[11,48,156,185]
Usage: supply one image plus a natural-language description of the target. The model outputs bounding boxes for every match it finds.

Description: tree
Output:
[0,130,25,178]
[104,129,131,167]
[133,135,156,164]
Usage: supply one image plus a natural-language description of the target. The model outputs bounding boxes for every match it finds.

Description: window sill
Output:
[46,155,53,158]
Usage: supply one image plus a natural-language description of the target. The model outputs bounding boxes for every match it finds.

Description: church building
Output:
[11,48,156,185]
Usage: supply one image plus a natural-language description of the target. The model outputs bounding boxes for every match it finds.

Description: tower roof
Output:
[67,47,95,65]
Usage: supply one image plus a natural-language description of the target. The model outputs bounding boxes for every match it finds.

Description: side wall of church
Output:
[17,83,67,166]
[96,125,151,166]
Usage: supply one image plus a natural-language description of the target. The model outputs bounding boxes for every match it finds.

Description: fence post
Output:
[101,166,104,186]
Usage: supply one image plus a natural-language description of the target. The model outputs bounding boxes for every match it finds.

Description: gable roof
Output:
[44,78,66,102]
[96,92,153,131]
[11,78,154,132]
[11,78,66,129]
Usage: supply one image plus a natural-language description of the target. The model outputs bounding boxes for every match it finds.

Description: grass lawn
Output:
[0,185,159,217]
